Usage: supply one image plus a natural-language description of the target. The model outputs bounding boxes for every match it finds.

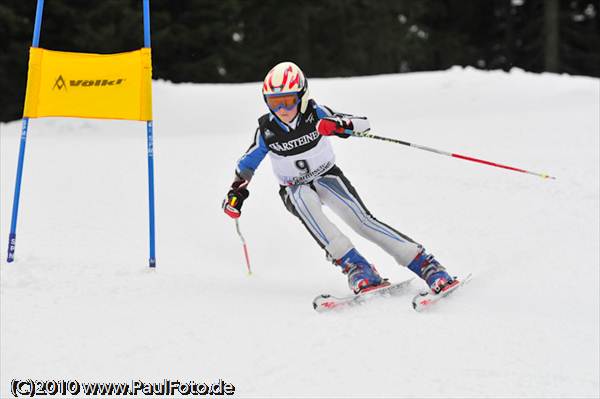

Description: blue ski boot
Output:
[407,250,456,294]
[336,249,384,294]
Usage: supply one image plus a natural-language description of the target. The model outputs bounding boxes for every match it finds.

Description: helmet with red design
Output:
[262,61,310,114]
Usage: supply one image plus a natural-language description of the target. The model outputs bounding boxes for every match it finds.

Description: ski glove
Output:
[222,179,249,219]
[316,116,353,138]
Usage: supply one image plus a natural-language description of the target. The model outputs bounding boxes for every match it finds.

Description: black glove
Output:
[222,179,249,219]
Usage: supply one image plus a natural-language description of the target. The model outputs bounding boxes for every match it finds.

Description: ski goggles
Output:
[265,93,300,112]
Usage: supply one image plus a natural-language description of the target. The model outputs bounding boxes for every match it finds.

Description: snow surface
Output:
[1,67,599,398]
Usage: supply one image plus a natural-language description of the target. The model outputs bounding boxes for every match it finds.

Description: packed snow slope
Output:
[1,67,599,398]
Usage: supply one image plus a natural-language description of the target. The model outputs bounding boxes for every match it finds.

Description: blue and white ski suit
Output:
[235,99,423,265]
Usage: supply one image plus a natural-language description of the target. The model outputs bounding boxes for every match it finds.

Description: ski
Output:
[312,278,414,312]
[411,273,472,312]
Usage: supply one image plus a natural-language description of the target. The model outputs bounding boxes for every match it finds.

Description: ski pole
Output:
[351,131,556,180]
[235,219,252,275]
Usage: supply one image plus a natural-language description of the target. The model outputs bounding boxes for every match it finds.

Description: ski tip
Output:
[312,294,332,311]
[412,273,472,312]
[411,291,428,311]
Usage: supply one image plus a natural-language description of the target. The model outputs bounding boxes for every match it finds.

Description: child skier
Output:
[223,61,457,295]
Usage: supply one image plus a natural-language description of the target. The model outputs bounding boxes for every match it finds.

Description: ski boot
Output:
[336,249,385,294]
[407,249,457,294]
[426,271,459,294]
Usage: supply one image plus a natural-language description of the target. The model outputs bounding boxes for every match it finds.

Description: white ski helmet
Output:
[262,61,310,114]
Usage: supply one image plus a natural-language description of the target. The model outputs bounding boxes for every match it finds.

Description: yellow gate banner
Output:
[23,47,152,121]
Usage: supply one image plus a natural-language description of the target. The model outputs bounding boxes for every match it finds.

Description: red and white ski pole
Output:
[235,219,252,275]
[352,131,556,180]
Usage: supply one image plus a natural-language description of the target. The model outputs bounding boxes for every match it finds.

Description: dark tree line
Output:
[1,0,598,122]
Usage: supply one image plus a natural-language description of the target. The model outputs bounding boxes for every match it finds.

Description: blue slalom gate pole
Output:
[143,0,156,268]
[146,120,156,268]
[7,0,45,263]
